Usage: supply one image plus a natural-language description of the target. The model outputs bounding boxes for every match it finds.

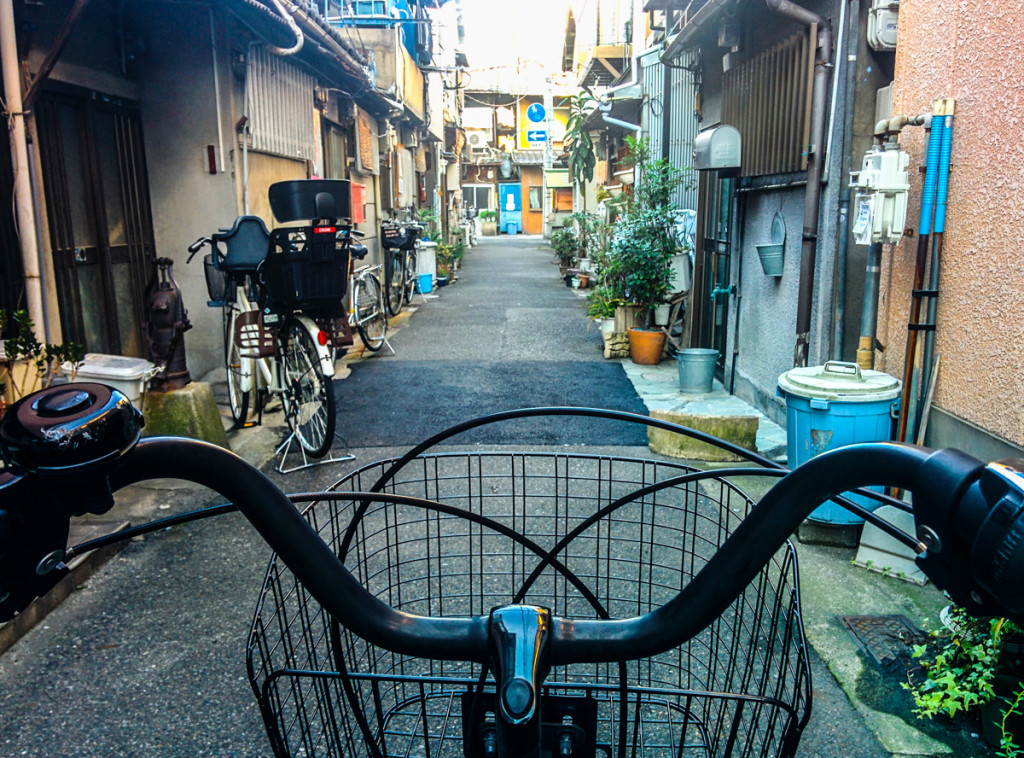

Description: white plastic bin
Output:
[62,353,161,408]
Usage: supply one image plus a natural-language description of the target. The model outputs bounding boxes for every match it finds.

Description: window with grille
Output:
[245,46,316,162]
[720,28,815,178]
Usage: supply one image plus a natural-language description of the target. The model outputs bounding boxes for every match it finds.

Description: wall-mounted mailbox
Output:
[693,125,742,174]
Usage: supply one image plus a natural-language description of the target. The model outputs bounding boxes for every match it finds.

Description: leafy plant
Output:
[600,138,691,327]
[0,309,85,401]
[478,209,497,222]
[550,227,581,269]
[905,607,1004,719]
[564,92,597,209]
[586,285,624,320]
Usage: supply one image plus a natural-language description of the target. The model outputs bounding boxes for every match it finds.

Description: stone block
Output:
[142,381,230,448]
[648,408,758,461]
[603,331,630,359]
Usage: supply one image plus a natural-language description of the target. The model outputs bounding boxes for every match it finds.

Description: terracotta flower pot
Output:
[627,327,666,365]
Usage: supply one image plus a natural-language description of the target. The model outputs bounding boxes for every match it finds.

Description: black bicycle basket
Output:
[247,449,811,758]
[262,225,350,312]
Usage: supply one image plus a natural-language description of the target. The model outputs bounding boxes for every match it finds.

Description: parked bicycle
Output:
[346,233,388,352]
[188,180,357,458]
[381,218,423,316]
[3,395,1024,757]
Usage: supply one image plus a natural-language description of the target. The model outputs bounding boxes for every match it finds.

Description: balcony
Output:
[356,27,426,122]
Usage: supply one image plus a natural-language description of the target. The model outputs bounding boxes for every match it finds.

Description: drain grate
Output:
[839,614,926,668]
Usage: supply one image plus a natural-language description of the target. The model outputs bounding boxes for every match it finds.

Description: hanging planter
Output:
[757,211,786,276]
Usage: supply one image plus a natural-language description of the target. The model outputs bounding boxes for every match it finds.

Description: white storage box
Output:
[61,353,161,408]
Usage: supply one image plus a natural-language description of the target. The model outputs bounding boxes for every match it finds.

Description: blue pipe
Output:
[932,113,955,234]
[918,114,944,234]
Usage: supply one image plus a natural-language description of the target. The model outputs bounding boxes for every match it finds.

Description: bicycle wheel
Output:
[281,319,336,458]
[354,273,387,352]
[402,248,418,304]
[384,250,405,316]
[224,305,252,426]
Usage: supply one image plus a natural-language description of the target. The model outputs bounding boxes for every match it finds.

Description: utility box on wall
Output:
[693,125,741,174]
[868,0,899,50]
[850,145,909,245]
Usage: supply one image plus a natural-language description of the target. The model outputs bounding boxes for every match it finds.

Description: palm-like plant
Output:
[565,93,596,209]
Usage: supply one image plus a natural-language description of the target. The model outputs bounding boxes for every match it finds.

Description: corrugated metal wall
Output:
[246,46,317,162]
[641,49,699,211]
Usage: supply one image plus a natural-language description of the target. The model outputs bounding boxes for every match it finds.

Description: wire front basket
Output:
[248,452,811,758]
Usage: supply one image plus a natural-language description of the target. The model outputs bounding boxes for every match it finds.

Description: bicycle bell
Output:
[0,383,145,476]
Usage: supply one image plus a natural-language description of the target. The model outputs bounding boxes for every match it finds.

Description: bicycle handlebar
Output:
[2,385,1024,668]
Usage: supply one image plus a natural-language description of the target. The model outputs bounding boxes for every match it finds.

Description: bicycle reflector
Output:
[0,383,144,477]
[318,330,329,346]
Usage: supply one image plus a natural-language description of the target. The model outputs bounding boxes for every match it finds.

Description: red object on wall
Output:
[350,183,366,224]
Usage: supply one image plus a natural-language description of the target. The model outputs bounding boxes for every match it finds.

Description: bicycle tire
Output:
[384,250,405,316]
[354,273,387,352]
[402,248,418,304]
[224,304,251,426]
[281,319,336,458]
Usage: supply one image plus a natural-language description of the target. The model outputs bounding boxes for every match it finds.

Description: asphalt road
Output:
[0,236,889,757]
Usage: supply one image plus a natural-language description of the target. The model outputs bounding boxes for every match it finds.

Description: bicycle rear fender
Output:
[292,314,336,377]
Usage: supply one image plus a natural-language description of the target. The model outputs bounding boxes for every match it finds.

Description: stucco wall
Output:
[878,0,1024,448]
[135,4,243,382]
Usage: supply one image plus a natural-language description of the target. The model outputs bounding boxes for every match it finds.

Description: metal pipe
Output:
[771,0,833,367]
[1,0,45,337]
[263,0,304,55]
[24,138,52,343]
[209,6,226,173]
[856,242,882,369]
[820,0,848,185]
[833,0,859,360]
[896,112,944,443]
[598,102,642,134]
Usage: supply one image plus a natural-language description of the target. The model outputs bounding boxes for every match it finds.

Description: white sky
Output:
[458,0,570,73]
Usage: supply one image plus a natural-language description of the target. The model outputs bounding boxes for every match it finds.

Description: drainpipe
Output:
[832,0,859,359]
[264,0,304,55]
[1,0,45,338]
[765,0,832,367]
[598,101,642,134]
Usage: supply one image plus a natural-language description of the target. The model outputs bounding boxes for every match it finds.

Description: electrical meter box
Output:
[693,125,741,174]
[868,0,899,50]
[850,145,909,245]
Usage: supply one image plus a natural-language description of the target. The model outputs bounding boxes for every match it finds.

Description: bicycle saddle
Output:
[350,242,369,260]
[213,216,271,272]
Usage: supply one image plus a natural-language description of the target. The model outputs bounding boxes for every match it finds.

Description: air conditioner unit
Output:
[466,128,492,149]
[867,0,899,51]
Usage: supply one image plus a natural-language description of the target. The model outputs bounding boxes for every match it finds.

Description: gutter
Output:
[661,0,732,63]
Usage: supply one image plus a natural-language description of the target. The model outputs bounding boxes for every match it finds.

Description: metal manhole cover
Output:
[839,614,926,668]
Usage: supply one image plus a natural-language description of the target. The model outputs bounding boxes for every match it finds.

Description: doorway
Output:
[697,173,735,376]
[36,88,156,357]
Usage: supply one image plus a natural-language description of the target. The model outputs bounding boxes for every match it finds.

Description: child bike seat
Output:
[212,216,271,272]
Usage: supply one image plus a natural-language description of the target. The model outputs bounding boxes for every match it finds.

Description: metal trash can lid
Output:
[778,360,900,402]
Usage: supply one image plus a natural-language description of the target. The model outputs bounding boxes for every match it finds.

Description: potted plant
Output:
[436,243,455,286]
[602,138,687,364]
[0,309,85,412]
[586,286,624,336]
[550,227,580,275]
[905,605,1024,753]
[478,209,498,236]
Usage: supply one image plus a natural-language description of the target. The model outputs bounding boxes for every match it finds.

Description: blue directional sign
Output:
[526,130,547,142]
[527,103,546,123]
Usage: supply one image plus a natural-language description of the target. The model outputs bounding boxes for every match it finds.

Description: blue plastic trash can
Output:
[777,361,901,524]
